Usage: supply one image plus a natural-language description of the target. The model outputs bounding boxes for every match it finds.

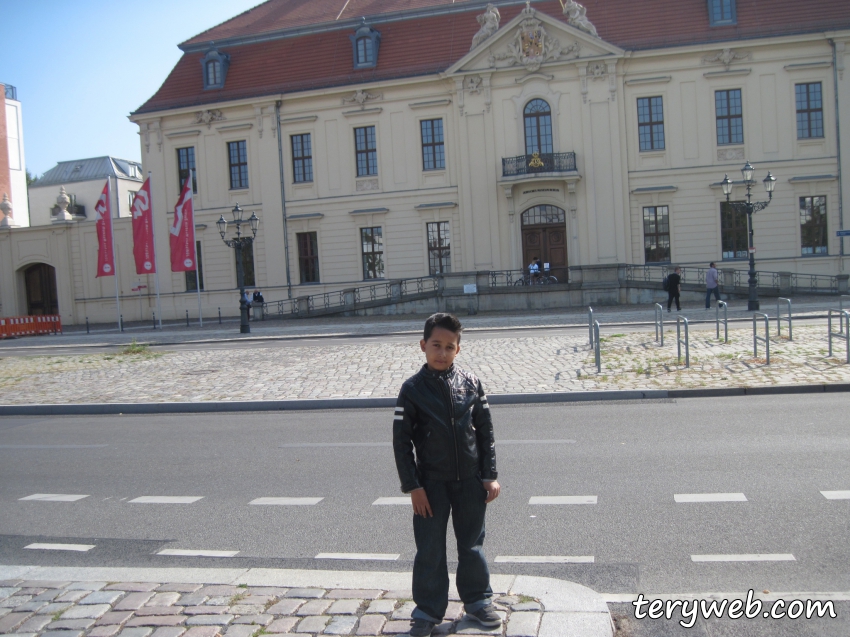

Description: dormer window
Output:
[708,0,736,26]
[201,47,230,90]
[350,19,380,69]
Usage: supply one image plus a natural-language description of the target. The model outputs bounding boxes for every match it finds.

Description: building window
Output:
[297,232,320,283]
[177,147,197,193]
[796,83,824,139]
[360,226,385,279]
[800,196,828,255]
[291,134,313,183]
[228,140,249,189]
[236,242,256,287]
[127,191,137,211]
[708,0,736,25]
[524,99,553,155]
[200,48,230,90]
[426,222,451,275]
[206,61,220,86]
[355,126,378,177]
[721,201,748,259]
[185,241,204,291]
[420,119,445,171]
[637,97,665,151]
[357,38,373,65]
[715,89,743,145]
[350,20,381,69]
[643,206,670,263]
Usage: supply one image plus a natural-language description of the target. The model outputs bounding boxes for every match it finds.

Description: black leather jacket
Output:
[393,364,497,493]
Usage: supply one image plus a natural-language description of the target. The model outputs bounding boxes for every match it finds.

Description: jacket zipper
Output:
[442,375,460,481]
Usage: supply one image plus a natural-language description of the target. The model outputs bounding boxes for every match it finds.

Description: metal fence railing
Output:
[623,265,839,295]
[501,152,577,178]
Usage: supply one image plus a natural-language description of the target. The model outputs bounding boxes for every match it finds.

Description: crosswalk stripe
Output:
[315,553,399,561]
[674,493,747,502]
[249,497,324,505]
[529,496,597,505]
[128,496,204,504]
[157,549,239,557]
[372,497,410,505]
[495,555,594,564]
[691,554,795,562]
[19,494,89,502]
[25,543,95,552]
[820,490,850,500]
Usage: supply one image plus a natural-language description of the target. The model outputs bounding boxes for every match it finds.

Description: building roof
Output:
[33,156,144,188]
[135,0,850,115]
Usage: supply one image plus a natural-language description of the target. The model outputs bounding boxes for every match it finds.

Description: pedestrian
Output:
[528,256,542,283]
[252,289,265,304]
[393,313,501,637]
[705,262,720,309]
[667,266,682,312]
[241,290,252,319]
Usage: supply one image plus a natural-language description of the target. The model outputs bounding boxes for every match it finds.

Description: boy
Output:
[393,313,501,637]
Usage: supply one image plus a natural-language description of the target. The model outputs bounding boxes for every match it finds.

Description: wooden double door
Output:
[521,205,567,275]
[24,263,58,315]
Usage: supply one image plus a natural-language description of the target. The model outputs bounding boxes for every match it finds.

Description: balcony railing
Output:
[502,152,576,178]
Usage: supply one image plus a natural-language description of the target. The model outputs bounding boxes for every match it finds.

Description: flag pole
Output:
[192,169,202,327]
[108,176,122,331]
[148,171,163,330]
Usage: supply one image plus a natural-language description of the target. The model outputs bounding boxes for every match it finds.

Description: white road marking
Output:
[500,439,576,445]
[157,549,239,557]
[674,493,747,503]
[495,555,594,564]
[821,490,850,500]
[25,543,95,552]
[529,496,597,505]
[315,553,399,561]
[249,497,323,505]
[19,494,89,502]
[372,497,410,505]
[691,554,796,562]
[128,496,203,504]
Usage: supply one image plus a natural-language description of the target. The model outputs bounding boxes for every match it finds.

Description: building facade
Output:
[1,83,29,228]
[2,0,849,324]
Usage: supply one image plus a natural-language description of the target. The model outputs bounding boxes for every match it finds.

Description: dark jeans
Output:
[705,286,720,308]
[667,290,680,311]
[411,477,492,623]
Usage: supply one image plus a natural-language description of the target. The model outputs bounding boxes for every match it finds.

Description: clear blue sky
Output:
[1,0,263,177]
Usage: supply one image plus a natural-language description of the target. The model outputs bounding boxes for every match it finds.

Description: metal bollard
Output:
[218,307,222,324]
[588,306,595,347]
[120,315,124,332]
[593,320,601,373]
[654,303,664,345]
[676,315,690,368]
[753,312,770,364]
[828,309,850,364]
[716,301,728,343]
[86,317,90,334]
[777,297,792,341]
[152,312,156,330]
[186,310,190,327]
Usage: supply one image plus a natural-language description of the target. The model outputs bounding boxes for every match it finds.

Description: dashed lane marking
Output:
[19,494,89,502]
[128,496,204,504]
[691,554,796,562]
[157,549,239,557]
[315,553,400,561]
[249,497,324,505]
[495,555,594,564]
[0,444,108,449]
[821,490,850,500]
[529,496,597,505]
[372,497,410,505]
[24,543,95,552]
[674,493,747,502]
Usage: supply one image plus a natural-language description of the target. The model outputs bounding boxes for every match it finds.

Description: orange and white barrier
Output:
[0,315,62,339]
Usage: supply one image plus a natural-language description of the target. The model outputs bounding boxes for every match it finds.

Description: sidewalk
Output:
[0,565,612,637]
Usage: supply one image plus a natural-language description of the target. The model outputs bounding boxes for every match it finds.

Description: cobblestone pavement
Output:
[1,321,848,404]
[0,578,542,637]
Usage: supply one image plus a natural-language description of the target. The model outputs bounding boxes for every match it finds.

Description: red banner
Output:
[170,175,196,272]
[94,181,115,278]
[131,178,156,275]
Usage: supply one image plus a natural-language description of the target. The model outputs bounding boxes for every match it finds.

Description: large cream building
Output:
[2,0,849,324]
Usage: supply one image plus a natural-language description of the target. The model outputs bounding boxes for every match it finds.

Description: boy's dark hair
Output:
[423,313,463,342]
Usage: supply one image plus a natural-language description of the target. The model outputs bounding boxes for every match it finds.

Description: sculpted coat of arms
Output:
[490,3,580,72]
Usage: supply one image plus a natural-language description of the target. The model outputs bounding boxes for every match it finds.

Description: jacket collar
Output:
[420,363,456,380]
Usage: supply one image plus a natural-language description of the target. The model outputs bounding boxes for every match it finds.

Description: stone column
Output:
[778,271,793,294]
[0,193,18,228]
[53,186,74,222]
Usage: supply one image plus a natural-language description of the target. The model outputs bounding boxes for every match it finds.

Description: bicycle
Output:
[514,271,558,285]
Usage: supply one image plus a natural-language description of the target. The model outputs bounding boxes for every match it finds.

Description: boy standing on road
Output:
[393,313,501,637]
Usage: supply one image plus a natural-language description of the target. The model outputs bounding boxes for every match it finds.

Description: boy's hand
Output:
[410,488,433,517]
[484,480,501,503]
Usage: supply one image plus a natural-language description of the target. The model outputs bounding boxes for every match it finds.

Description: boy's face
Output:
[420,326,461,372]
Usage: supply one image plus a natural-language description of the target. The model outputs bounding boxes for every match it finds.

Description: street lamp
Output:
[217,203,260,333]
[720,161,776,311]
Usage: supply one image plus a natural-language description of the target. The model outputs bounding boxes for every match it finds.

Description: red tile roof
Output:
[136,0,850,115]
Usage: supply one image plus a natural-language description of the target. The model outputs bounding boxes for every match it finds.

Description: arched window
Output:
[523,99,553,155]
[521,205,565,226]
[201,48,230,90]
[206,60,221,86]
[350,19,381,69]
[356,37,374,65]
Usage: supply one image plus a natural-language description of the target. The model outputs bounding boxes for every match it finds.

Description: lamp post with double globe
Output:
[217,203,260,333]
[720,161,776,311]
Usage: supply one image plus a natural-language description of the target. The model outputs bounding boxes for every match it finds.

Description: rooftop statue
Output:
[562,0,598,37]
[470,3,501,51]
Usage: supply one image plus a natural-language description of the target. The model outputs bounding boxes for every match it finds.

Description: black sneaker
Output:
[408,619,436,637]
[466,604,502,628]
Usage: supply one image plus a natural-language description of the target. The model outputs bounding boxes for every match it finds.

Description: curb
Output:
[0,565,613,637]
[1,383,848,416]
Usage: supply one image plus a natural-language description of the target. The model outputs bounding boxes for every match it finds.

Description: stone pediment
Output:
[446,3,623,76]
